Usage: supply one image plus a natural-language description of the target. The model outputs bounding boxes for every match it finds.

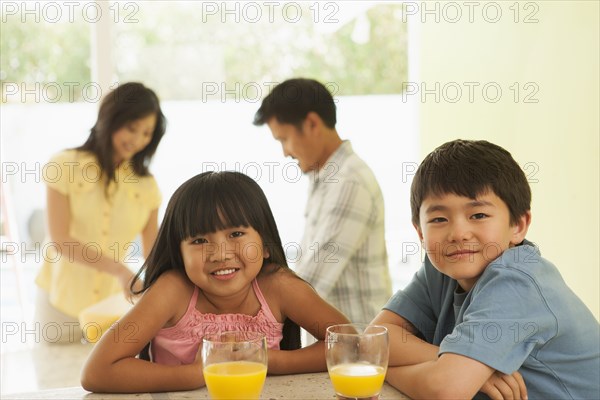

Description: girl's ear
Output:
[263,246,270,259]
[510,211,532,245]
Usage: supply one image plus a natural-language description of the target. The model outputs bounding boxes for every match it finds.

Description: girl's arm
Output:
[268,272,351,374]
[46,187,134,290]
[81,272,205,393]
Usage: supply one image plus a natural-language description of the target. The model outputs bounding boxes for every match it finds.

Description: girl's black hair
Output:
[77,82,166,190]
[133,171,300,351]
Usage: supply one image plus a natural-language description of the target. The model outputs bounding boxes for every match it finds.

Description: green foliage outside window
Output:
[1,2,407,103]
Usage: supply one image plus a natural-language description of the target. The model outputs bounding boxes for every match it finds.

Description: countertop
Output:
[4,372,408,399]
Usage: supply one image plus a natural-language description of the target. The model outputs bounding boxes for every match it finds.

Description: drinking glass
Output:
[202,331,268,400]
[326,324,389,400]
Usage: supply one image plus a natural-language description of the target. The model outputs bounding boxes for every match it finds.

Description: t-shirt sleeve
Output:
[439,264,558,374]
[383,256,442,342]
[43,150,76,195]
[145,175,162,210]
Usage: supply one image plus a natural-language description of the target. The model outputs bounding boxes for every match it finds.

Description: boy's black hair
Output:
[253,78,336,129]
[411,139,531,226]
[132,171,300,350]
[77,82,166,189]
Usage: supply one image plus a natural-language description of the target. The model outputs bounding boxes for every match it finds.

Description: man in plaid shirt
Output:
[254,78,392,324]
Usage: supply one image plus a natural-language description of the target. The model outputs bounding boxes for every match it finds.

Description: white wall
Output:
[414,1,599,319]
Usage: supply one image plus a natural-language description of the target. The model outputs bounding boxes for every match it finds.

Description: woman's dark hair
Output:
[411,139,531,226]
[253,78,337,130]
[77,82,166,189]
[133,171,300,351]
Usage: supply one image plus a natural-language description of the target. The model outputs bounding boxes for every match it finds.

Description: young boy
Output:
[373,140,600,399]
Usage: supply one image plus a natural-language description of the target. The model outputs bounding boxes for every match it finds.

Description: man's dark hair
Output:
[411,139,531,226]
[253,78,336,129]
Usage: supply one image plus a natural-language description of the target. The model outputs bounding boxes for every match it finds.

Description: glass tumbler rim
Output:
[326,323,388,337]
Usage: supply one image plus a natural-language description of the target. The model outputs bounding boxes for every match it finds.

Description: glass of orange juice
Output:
[202,331,268,400]
[326,324,389,400]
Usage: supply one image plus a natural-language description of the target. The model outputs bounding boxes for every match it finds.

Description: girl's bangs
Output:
[176,181,256,240]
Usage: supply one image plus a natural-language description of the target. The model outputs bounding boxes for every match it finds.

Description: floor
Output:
[1,257,94,396]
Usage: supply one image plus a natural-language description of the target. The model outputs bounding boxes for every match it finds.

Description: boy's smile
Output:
[416,191,530,291]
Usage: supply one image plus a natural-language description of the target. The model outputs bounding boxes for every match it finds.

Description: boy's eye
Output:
[428,217,447,223]
[471,213,488,220]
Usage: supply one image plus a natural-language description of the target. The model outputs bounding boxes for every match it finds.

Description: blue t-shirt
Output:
[385,240,600,399]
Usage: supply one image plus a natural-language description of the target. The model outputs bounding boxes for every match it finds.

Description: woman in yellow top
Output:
[35,82,167,343]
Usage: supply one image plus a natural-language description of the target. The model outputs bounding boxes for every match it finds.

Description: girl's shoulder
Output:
[145,270,195,326]
[146,271,194,304]
[151,270,193,291]
[257,266,309,295]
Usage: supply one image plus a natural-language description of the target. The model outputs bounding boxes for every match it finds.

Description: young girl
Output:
[81,171,350,393]
[35,82,166,343]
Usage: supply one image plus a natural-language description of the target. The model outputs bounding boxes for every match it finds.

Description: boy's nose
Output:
[447,221,473,242]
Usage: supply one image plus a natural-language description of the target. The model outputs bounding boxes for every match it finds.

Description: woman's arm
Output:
[267,272,351,374]
[80,272,205,393]
[46,186,133,289]
[141,208,159,259]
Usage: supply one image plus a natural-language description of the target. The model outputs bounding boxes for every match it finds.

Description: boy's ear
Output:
[413,223,424,242]
[510,211,532,245]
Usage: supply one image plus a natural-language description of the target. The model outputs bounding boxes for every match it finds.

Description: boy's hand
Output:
[480,370,528,400]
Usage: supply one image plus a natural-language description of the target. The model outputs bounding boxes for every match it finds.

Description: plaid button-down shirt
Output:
[295,141,392,324]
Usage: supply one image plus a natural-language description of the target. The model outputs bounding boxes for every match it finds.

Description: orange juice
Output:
[329,363,386,398]
[203,361,267,400]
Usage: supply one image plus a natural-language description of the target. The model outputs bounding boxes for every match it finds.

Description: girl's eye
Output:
[191,238,208,244]
[471,213,488,220]
[230,231,244,238]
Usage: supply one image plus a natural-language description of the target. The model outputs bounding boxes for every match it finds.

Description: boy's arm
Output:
[387,353,497,399]
[371,310,438,366]
[387,353,527,400]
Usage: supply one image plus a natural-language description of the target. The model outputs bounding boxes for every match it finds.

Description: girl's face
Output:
[180,226,269,298]
[112,113,156,165]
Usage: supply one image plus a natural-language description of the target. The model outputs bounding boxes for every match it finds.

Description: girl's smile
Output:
[210,267,240,280]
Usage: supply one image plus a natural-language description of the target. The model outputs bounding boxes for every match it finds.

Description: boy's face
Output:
[416,191,530,292]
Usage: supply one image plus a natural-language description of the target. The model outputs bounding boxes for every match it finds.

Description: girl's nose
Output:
[207,242,234,262]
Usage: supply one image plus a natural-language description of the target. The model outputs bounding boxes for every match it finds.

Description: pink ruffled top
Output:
[150,279,284,365]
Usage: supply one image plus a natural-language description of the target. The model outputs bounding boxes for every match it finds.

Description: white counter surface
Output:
[4,372,408,399]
